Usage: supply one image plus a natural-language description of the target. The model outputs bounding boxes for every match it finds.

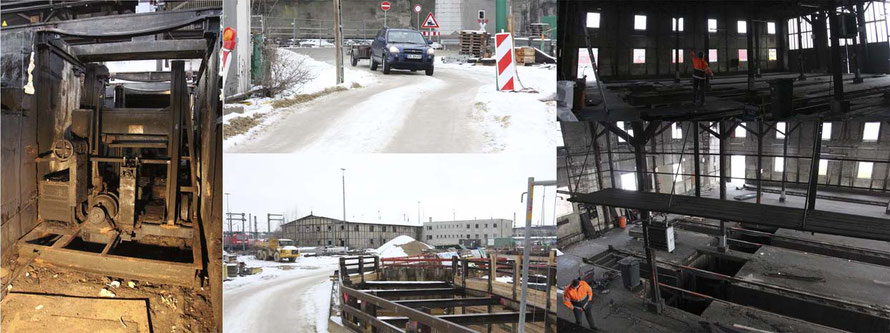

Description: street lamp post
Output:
[225,192,231,248]
[519,177,556,333]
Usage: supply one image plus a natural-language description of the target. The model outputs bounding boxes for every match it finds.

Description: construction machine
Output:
[255,238,301,262]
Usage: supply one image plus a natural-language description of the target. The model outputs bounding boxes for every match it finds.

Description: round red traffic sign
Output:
[414,4,422,13]
[381,1,391,11]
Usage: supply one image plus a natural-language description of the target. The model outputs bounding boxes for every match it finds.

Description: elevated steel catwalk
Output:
[570,188,890,241]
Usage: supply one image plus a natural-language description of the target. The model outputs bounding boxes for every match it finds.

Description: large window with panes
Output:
[788,16,813,50]
[864,1,888,43]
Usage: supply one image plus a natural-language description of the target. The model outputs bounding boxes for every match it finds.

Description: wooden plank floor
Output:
[1,292,151,332]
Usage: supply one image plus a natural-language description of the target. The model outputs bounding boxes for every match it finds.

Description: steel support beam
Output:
[631,122,663,313]
[718,121,728,251]
[756,120,764,204]
[828,2,845,100]
[71,39,205,62]
[693,121,701,198]
[394,297,501,308]
[382,312,546,328]
[368,288,464,298]
[805,122,824,220]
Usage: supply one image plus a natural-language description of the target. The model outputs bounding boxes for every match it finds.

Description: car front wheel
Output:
[382,57,391,74]
[370,57,378,71]
[351,53,358,66]
[425,66,434,76]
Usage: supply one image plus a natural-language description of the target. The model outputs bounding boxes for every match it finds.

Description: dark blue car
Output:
[370,28,435,76]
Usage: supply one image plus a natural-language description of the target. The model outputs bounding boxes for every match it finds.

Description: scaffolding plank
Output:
[393,297,501,308]
[381,312,546,327]
[570,188,890,241]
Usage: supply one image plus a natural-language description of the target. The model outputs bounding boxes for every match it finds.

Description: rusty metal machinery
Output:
[1,8,222,287]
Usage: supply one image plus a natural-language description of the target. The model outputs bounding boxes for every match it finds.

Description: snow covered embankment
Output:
[223,49,376,150]
[437,60,558,153]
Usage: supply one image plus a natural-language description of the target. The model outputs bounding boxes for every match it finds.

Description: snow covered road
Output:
[224,48,556,153]
[223,256,339,333]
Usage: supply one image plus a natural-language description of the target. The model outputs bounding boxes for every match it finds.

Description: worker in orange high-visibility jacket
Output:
[564,279,596,329]
[690,50,714,106]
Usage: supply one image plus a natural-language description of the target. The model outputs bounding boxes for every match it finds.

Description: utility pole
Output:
[333,0,344,84]
[519,177,557,333]
[341,168,347,249]
[417,201,421,224]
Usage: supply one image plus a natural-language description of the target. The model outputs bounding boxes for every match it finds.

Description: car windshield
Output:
[387,30,426,44]
[279,240,294,246]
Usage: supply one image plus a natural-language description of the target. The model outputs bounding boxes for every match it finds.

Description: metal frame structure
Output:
[560,117,890,313]
[335,255,556,333]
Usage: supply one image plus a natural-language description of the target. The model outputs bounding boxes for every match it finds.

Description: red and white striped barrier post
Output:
[495,32,515,91]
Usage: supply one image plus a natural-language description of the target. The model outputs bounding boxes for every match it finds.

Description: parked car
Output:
[370,28,434,76]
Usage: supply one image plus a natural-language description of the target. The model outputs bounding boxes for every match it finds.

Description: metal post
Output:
[828,2,844,100]
[590,124,610,225]
[226,193,231,234]
[693,121,701,197]
[746,19,755,92]
[756,120,764,204]
[631,122,663,313]
[856,1,869,74]
[805,122,824,217]
[797,16,807,80]
[342,168,347,250]
[780,123,790,202]
[674,12,680,83]
[518,177,534,333]
[518,177,557,332]
[333,0,344,84]
[718,121,728,252]
[292,18,297,44]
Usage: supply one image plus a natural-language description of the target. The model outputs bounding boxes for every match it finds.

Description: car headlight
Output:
[427,48,435,55]
[389,46,400,53]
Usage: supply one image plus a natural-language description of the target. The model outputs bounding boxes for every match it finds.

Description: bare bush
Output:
[260,44,315,98]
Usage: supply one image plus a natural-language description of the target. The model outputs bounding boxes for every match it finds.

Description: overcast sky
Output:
[223,153,558,233]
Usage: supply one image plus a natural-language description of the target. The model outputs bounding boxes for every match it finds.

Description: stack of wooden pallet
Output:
[459,30,490,58]
[515,46,536,65]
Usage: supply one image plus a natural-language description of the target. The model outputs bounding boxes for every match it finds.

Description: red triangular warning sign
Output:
[421,12,439,29]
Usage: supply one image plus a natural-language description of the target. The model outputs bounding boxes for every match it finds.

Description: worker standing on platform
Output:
[564,279,596,329]
[691,50,714,106]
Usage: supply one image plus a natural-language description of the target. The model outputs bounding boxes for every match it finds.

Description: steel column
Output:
[828,2,844,100]
[693,121,701,197]
[631,122,663,313]
[805,122,824,219]
[718,121,728,251]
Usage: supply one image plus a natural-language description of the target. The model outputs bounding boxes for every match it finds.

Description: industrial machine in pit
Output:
[1,7,223,287]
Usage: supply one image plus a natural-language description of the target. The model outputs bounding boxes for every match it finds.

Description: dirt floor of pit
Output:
[1,253,216,332]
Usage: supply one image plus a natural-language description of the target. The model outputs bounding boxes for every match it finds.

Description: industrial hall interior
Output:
[556,0,890,121]
[555,0,890,333]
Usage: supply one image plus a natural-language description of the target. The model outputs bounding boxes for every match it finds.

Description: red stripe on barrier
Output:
[498,49,512,73]
[496,33,509,47]
[502,77,514,90]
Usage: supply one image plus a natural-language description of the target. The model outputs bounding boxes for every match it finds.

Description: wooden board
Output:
[1,293,151,332]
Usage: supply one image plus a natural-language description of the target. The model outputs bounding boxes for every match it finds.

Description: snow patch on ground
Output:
[223,255,339,292]
[304,277,333,333]
[223,49,376,150]
[436,61,557,153]
[300,77,447,152]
